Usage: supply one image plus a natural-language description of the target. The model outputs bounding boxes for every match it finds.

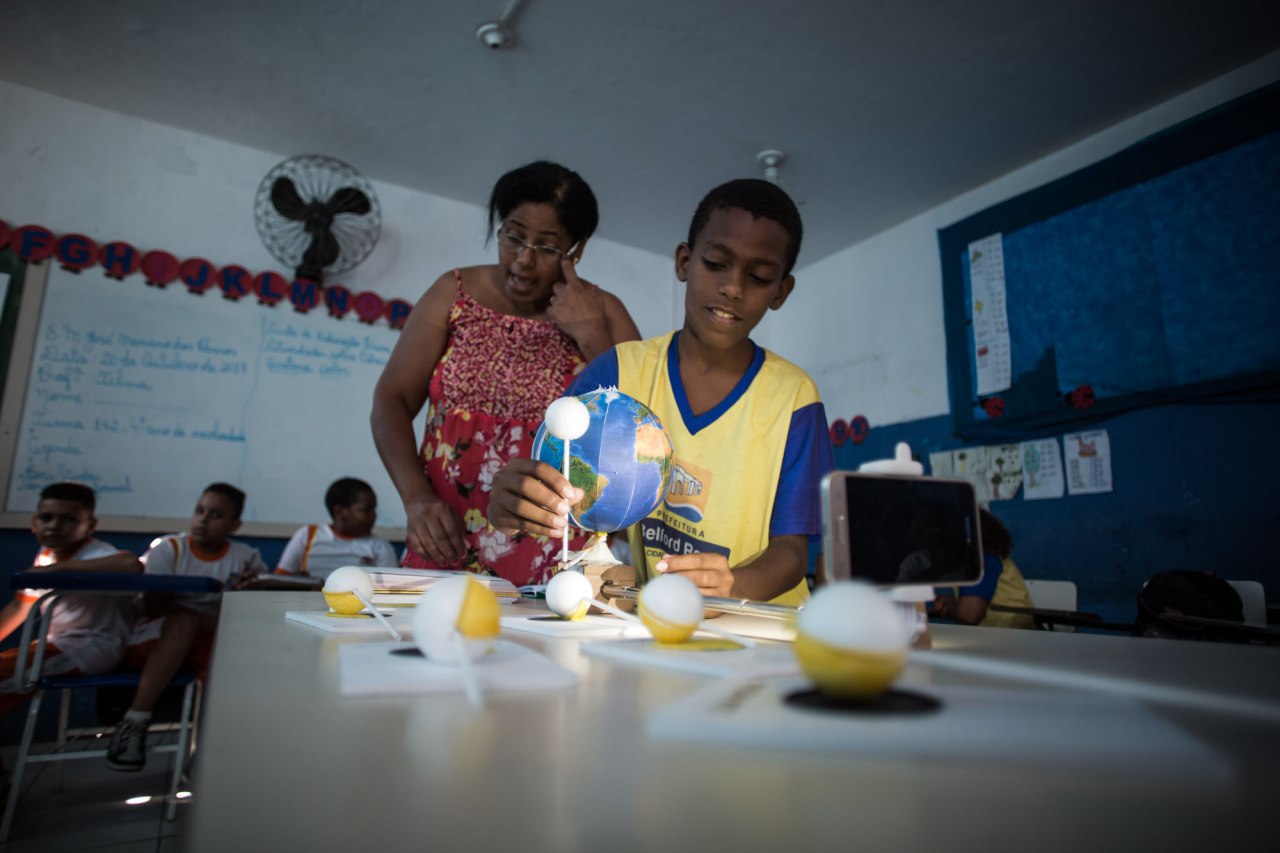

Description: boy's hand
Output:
[405,497,467,566]
[547,262,605,343]
[488,458,582,539]
[655,553,734,605]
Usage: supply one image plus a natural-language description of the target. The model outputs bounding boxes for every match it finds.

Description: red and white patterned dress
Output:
[402,271,589,585]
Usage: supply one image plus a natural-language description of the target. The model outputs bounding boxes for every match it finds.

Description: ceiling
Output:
[2,1,1278,265]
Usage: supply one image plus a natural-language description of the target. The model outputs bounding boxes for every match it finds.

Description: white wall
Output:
[0,79,675,337]
[779,50,1280,427]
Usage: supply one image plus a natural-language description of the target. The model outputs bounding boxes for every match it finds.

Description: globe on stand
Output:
[532,386,674,569]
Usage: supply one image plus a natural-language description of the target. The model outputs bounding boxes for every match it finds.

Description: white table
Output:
[187,591,1279,852]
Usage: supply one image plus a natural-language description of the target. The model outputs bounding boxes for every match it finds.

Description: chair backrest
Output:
[1225,580,1267,627]
[1025,579,1078,612]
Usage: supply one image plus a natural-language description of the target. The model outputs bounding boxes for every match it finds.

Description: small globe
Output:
[532,387,674,532]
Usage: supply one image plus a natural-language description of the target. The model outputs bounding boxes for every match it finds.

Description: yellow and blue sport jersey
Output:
[570,332,833,606]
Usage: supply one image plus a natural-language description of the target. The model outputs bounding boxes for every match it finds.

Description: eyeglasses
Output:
[498,228,573,262]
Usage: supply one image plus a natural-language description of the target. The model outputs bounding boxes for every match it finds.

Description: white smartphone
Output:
[821,471,983,587]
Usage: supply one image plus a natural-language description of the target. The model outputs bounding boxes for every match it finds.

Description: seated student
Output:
[108,482,266,772]
[275,477,398,580]
[488,179,834,607]
[0,481,142,719]
[930,508,1035,629]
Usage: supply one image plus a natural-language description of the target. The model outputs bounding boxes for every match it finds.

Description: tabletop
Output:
[186,591,1280,852]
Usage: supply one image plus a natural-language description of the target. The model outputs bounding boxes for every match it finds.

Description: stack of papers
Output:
[365,567,521,606]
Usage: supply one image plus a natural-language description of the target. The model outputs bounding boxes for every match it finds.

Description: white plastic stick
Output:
[353,591,401,641]
[452,632,485,711]
[561,437,571,563]
[586,597,642,624]
[695,620,756,650]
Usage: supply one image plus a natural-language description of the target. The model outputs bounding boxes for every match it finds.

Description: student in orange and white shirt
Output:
[275,477,398,581]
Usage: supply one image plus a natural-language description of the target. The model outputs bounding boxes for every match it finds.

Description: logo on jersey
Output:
[664,459,710,523]
[639,518,729,560]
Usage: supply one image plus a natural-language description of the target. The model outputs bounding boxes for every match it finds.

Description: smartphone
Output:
[821,472,983,587]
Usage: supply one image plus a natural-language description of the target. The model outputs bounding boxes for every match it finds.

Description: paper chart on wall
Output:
[1020,438,1065,500]
[968,233,1011,396]
[1064,429,1113,495]
[927,444,1023,504]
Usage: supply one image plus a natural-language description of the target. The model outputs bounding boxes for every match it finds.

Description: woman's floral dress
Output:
[401,272,589,585]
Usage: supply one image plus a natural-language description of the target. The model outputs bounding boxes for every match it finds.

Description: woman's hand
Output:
[547,260,606,345]
[405,496,467,566]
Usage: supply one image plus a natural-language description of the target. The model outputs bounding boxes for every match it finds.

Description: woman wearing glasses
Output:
[372,161,640,585]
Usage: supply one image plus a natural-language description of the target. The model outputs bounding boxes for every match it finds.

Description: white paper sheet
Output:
[968,233,1011,396]
[647,671,1232,784]
[285,609,413,636]
[582,638,800,680]
[338,640,577,696]
[1064,429,1113,495]
[1021,438,1065,500]
[501,612,649,640]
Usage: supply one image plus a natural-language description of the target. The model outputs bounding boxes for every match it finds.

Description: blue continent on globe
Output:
[531,387,674,532]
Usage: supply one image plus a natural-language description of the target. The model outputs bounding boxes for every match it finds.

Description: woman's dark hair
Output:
[486,161,599,247]
[203,482,247,520]
[686,178,803,275]
[978,509,1013,559]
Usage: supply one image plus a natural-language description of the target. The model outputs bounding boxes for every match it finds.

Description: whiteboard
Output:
[1,263,415,535]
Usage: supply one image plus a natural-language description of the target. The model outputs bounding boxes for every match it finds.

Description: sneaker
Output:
[106,718,148,772]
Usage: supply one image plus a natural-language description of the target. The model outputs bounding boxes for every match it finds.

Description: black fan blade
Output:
[301,229,342,273]
[271,177,310,220]
[326,187,372,217]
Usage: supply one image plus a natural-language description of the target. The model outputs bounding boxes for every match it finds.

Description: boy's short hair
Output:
[325,477,373,516]
[39,481,97,513]
[486,161,599,248]
[686,178,804,275]
[203,482,246,520]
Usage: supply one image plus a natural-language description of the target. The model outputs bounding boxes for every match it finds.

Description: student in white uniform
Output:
[275,477,398,580]
[108,482,266,771]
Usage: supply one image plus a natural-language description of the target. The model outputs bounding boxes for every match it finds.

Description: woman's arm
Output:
[370,272,467,565]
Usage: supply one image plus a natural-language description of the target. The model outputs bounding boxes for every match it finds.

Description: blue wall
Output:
[834,398,1280,626]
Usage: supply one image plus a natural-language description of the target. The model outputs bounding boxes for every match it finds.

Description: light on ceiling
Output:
[757,149,785,185]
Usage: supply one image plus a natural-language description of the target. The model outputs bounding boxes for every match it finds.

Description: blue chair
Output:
[0,571,223,842]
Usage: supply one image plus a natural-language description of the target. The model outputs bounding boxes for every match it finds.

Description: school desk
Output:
[185,591,1277,852]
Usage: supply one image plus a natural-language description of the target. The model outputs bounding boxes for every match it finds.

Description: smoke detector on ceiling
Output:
[476,0,526,50]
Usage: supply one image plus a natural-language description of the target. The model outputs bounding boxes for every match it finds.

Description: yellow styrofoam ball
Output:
[794,582,907,699]
[413,575,500,664]
[322,566,374,615]
[638,573,703,644]
[546,570,593,620]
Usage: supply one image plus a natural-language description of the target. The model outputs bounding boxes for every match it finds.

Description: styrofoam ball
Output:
[543,396,590,440]
[322,566,374,615]
[637,573,704,643]
[794,582,908,699]
[546,570,593,620]
[413,575,500,664]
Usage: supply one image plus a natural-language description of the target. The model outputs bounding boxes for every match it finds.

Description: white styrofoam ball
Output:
[413,575,500,664]
[543,396,590,440]
[545,570,593,620]
[794,581,908,698]
[322,566,374,614]
[637,573,704,643]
